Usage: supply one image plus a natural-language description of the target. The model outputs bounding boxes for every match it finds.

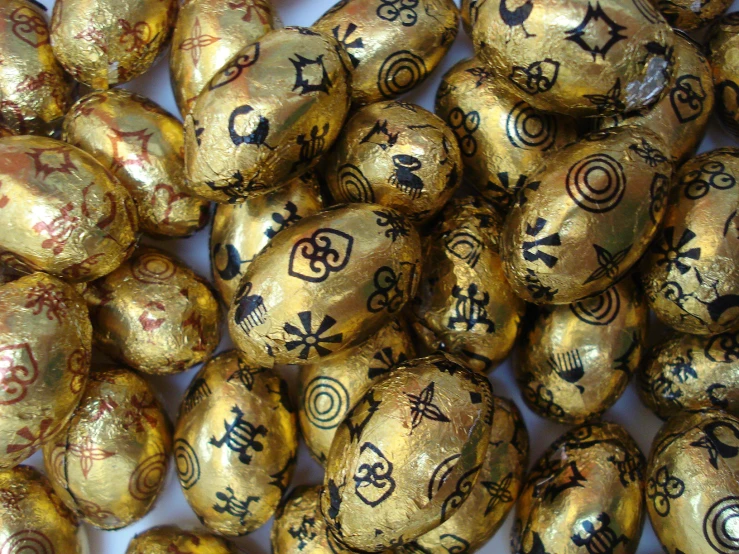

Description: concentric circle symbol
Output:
[174,438,200,490]
[570,287,621,326]
[0,530,54,554]
[566,153,626,213]
[704,496,739,554]
[377,50,427,99]
[506,102,557,151]
[129,452,167,500]
[337,164,375,203]
[131,252,177,284]
[304,376,350,430]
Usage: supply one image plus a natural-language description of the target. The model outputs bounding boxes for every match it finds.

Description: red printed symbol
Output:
[67,348,89,395]
[139,301,167,331]
[6,418,60,457]
[131,252,177,283]
[67,436,115,478]
[153,183,190,226]
[179,17,220,66]
[10,7,49,48]
[183,312,208,352]
[25,282,69,323]
[82,184,118,232]
[108,127,154,172]
[89,395,119,422]
[26,146,77,180]
[229,0,271,23]
[0,530,54,554]
[0,343,39,406]
[119,19,152,53]
[123,393,159,432]
[33,202,79,255]
[74,26,107,53]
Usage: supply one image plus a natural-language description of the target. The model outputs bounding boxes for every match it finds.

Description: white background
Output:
[27,1,739,552]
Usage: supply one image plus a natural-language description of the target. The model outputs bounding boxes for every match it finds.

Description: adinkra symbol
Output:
[291,53,331,95]
[522,217,561,268]
[209,406,267,465]
[344,390,381,442]
[571,513,628,554]
[353,442,396,507]
[565,2,626,60]
[288,228,354,283]
[213,487,260,525]
[289,515,317,550]
[548,350,585,393]
[360,120,398,150]
[448,284,496,334]
[228,104,274,149]
[265,201,301,239]
[406,382,451,431]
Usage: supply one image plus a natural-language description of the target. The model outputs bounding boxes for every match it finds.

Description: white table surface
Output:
[27,1,739,552]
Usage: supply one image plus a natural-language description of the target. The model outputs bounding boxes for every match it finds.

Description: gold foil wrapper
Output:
[0,135,138,282]
[228,203,421,367]
[43,367,172,530]
[646,409,739,554]
[435,57,578,214]
[471,0,675,117]
[0,125,16,139]
[517,277,648,424]
[0,0,72,135]
[641,148,739,335]
[513,421,646,554]
[85,247,220,375]
[313,0,459,106]
[501,126,673,304]
[183,27,351,203]
[170,0,276,117]
[211,172,323,306]
[656,0,733,29]
[49,0,178,89]
[320,353,494,552]
[0,273,92,469]
[325,101,462,222]
[298,319,416,465]
[63,89,210,238]
[709,14,739,138]
[0,465,87,554]
[174,350,298,536]
[127,525,237,554]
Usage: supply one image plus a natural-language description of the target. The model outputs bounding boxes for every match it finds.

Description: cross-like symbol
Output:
[522,217,561,268]
[406,382,451,431]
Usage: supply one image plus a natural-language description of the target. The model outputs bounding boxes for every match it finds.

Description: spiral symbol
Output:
[129,452,167,500]
[174,438,200,490]
[303,376,350,430]
[0,530,54,554]
[506,102,557,150]
[704,496,739,553]
[570,287,621,326]
[131,252,177,284]
[566,153,626,213]
[337,164,375,203]
[377,50,427,99]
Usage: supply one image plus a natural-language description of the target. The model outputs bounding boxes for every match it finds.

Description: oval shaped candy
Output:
[655,0,733,30]
[126,525,237,554]
[709,14,739,138]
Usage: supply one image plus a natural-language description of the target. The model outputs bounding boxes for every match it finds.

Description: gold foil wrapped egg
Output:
[228,203,421,367]
[211,172,323,306]
[298,319,416,464]
[516,277,648,424]
[325,101,462,222]
[412,197,525,373]
[126,525,237,554]
[642,148,739,335]
[435,57,578,214]
[43,367,172,530]
[0,465,87,554]
[49,0,178,89]
[320,353,494,552]
[0,0,72,135]
[184,27,351,203]
[84,247,220,375]
[501,126,673,304]
[0,273,91,469]
[313,0,459,106]
[655,0,733,30]
[0,135,138,282]
[513,421,646,554]
[0,124,16,139]
[646,409,739,554]
[63,89,210,238]
[709,14,739,138]
[174,350,298,536]
[471,0,675,118]
[170,0,277,117]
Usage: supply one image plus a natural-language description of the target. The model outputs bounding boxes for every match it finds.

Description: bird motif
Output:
[500,0,536,42]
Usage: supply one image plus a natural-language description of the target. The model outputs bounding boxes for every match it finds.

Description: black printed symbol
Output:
[666,350,697,383]
[304,376,350,430]
[360,119,399,150]
[584,79,625,114]
[447,108,480,157]
[374,210,409,242]
[228,362,265,392]
[523,217,561,268]
[482,473,514,515]
[448,284,496,334]
[406,382,451,431]
[690,420,739,470]
[288,228,353,283]
[525,270,558,302]
[717,80,739,137]
[194,119,204,146]
[608,450,643,487]
[708,384,730,411]
[682,160,737,200]
[465,66,492,87]
[649,372,684,409]
[326,477,344,521]
[535,461,587,501]
[233,282,267,335]
[269,452,295,495]
[445,229,483,268]
[632,0,661,23]
[441,466,481,522]
[367,265,412,314]
[291,54,331,95]
[485,173,528,213]
[182,377,211,414]
[671,75,707,123]
[570,286,621,326]
[377,50,427,99]
[289,515,317,549]
[649,173,670,223]
[548,350,585,393]
[265,202,302,239]
[506,102,557,151]
[566,153,626,213]
[344,390,381,442]
[428,454,460,499]
[390,154,424,199]
[647,465,684,517]
[369,347,408,380]
[229,104,273,149]
[174,438,200,490]
[571,513,628,554]
[500,0,535,41]
[284,312,343,360]
[565,2,626,60]
[519,532,550,554]
[293,123,330,172]
[213,487,260,525]
[438,535,469,554]
[206,169,268,201]
[336,164,374,203]
[704,496,739,554]
[213,243,249,282]
[583,243,632,285]
[630,138,667,168]
[331,23,363,69]
[209,406,267,465]
[377,0,418,26]
[209,43,260,90]
[509,58,560,95]
[353,442,396,507]
[706,331,739,363]
[652,227,701,275]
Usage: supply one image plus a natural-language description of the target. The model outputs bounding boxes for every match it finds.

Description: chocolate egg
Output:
[183,27,351,203]
[642,148,739,335]
[517,277,648,424]
[84,247,220,375]
[0,0,72,135]
[320,353,494,552]
[471,0,674,117]
[501,126,673,304]
[513,422,646,554]
[174,350,298,536]
[211,172,323,306]
[49,0,178,89]
[709,13,739,137]
[313,0,459,106]
[298,319,416,464]
[0,136,138,282]
[655,0,733,29]
[0,273,91,469]
[435,57,578,214]
[63,89,210,238]
[43,367,172,530]
[126,525,237,554]
[228,203,421,367]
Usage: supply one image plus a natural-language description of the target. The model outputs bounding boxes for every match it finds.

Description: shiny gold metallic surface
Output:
[184,27,351,203]
[313,0,459,106]
[709,14,739,138]
[228,203,421,367]
[642,148,739,335]
[0,136,138,282]
[513,422,646,554]
[517,277,649,424]
[0,125,15,139]
[460,0,475,37]
[435,57,578,214]
[170,0,276,117]
[211,173,323,306]
[174,350,298,536]
[63,89,210,238]
[325,101,462,222]
[126,525,237,554]
[646,409,739,554]
[0,273,92,469]
[49,0,178,89]
[320,353,494,552]
[412,197,525,373]
[0,465,87,554]
[471,0,675,118]
[655,0,733,29]
[298,319,416,464]
[85,247,220,375]
[501,126,673,304]
[0,0,72,135]
[43,367,172,530]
